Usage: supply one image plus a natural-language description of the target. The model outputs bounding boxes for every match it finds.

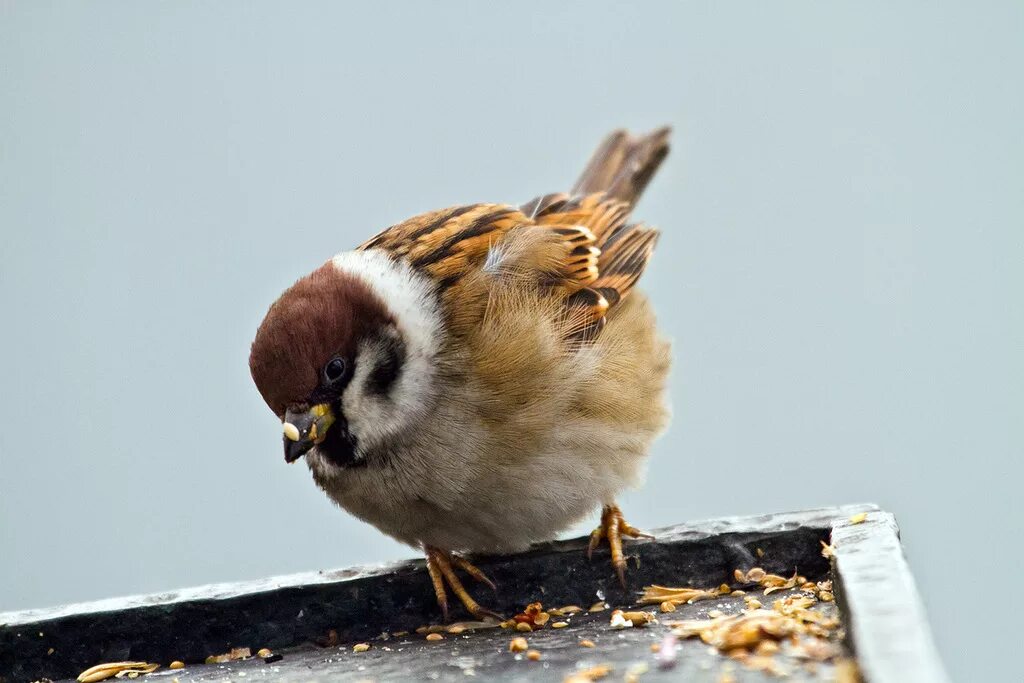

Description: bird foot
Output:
[586,504,654,587]
[424,546,502,622]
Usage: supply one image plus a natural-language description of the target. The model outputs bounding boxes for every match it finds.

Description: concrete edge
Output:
[832,511,950,683]
[1,502,877,627]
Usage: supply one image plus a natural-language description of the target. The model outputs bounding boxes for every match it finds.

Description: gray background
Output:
[1,2,1020,680]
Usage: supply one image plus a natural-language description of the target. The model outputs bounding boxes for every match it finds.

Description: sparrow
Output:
[249,127,672,620]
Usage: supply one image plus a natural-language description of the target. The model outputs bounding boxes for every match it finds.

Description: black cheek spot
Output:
[367,335,406,396]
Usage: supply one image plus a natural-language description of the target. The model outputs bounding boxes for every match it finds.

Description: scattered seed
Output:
[560,605,583,614]
[820,591,835,602]
[849,512,868,524]
[756,548,765,558]
[650,642,661,653]
[565,663,612,682]
[609,611,632,629]
[526,649,541,661]
[579,639,596,648]
[509,637,528,653]
[256,648,272,658]
[516,622,533,633]
[621,611,655,626]
[707,609,724,618]
[589,601,608,612]
[659,601,676,613]
[552,621,569,629]
[425,633,443,642]
[393,630,409,637]
[169,662,185,670]
[624,662,649,683]
[746,567,766,582]
[352,643,370,653]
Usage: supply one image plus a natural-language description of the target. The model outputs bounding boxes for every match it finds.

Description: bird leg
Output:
[587,504,654,587]
[424,546,501,622]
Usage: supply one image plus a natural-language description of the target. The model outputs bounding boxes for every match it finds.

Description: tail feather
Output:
[570,127,671,208]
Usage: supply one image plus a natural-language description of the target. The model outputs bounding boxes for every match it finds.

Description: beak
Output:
[282,403,336,463]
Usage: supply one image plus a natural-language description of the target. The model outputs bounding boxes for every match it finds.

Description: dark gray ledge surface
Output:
[0,504,947,682]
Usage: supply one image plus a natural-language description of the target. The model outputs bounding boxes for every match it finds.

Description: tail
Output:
[519,127,671,342]
[570,126,671,208]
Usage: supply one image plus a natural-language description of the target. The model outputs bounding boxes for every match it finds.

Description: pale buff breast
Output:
[307,292,670,553]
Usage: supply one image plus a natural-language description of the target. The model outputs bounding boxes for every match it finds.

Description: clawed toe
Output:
[585,504,653,587]
[425,546,502,621]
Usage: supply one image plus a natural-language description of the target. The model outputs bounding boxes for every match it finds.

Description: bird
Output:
[249,127,672,620]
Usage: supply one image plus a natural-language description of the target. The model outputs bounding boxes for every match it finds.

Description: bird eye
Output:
[322,357,348,386]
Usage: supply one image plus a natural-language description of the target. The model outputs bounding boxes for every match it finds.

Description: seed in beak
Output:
[283,422,300,442]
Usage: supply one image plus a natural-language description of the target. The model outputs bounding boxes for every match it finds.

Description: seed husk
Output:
[77,662,159,683]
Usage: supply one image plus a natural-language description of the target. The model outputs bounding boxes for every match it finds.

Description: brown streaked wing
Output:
[358,204,528,284]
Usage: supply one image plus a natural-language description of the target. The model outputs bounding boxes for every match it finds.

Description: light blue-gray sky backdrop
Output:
[2,2,1021,680]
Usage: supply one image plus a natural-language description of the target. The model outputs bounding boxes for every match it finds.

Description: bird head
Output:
[249,251,441,468]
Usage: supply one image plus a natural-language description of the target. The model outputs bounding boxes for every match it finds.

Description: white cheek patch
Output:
[331,249,443,451]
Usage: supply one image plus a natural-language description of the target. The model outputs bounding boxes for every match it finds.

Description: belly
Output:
[308,417,654,553]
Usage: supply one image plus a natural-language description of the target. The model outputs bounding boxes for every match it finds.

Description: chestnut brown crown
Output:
[249,263,394,416]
